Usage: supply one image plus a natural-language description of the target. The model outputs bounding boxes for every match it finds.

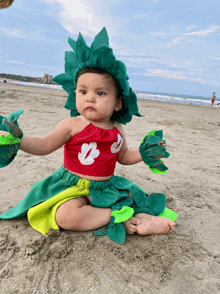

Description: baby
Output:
[0,28,176,244]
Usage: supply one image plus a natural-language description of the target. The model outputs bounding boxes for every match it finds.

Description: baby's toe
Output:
[131,217,141,225]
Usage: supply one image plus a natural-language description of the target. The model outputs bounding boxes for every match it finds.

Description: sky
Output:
[0,0,220,97]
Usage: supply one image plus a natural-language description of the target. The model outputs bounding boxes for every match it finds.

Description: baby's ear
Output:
[115,97,123,111]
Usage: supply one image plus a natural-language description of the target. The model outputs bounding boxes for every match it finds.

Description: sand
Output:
[0,81,220,294]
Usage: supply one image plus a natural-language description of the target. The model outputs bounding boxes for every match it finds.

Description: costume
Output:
[0,166,169,244]
[64,122,123,177]
[0,123,177,244]
[0,28,178,244]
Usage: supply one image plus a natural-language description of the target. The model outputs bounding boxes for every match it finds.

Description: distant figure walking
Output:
[211,92,216,106]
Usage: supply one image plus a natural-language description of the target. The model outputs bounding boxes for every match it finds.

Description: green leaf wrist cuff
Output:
[139,129,170,174]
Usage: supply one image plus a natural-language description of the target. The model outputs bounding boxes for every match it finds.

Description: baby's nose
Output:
[87,93,95,102]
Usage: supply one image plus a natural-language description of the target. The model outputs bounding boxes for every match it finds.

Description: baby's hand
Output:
[0,131,10,136]
[2,120,23,138]
[159,141,166,148]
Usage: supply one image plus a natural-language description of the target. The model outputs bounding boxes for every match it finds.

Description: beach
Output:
[0,82,220,294]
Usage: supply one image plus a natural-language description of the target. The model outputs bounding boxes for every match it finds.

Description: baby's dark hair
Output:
[77,67,123,99]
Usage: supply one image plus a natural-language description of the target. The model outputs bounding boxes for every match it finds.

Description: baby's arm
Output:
[116,123,166,166]
[116,123,142,165]
[20,117,74,155]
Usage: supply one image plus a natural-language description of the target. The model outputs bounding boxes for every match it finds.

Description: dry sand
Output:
[0,82,220,294]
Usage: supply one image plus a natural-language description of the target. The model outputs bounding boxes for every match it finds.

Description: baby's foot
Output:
[135,213,175,236]
[122,217,141,235]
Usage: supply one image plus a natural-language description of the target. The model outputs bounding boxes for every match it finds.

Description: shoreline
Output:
[1,77,219,107]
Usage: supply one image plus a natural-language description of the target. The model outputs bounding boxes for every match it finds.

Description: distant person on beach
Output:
[0,28,177,244]
[0,0,14,9]
[211,92,216,106]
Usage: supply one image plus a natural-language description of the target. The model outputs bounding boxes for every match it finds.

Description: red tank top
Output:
[64,123,123,177]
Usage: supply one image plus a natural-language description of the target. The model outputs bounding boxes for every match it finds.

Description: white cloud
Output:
[144,70,186,80]
[167,37,185,46]
[186,26,196,31]
[42,0,105,35]
[149,31,168,38]
[123,14,148,22]
[0,27,24,39]
[149,25,219,47]
[0,59,58,70]
[166,25,219,47]
[135,69,204,82]
[209,57,220,60]
[1,60,27,65]
[183,25,219,37]
[0,26,62,43]
[120,56,156,63]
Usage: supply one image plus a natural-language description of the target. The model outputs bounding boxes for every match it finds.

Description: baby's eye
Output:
[80,90,87,94]
[97,91,106,96]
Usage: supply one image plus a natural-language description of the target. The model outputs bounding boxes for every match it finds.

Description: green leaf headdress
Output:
[53,27,143,124]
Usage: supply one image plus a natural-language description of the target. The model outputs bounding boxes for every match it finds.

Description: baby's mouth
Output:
[86,106,95,110]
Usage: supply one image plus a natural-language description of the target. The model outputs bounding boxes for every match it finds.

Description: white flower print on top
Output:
[78,142,100,165]
[111,134,123,153]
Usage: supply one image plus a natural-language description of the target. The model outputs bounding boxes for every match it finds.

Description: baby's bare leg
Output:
[135,213,175,235]
[55,196,111,231]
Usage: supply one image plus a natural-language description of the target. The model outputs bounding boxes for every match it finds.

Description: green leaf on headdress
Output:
[65,51,79,73]
[91,27,109,50]
[62,83,75,95]
[116,60,128,77]
[52,73,73,86]
[64,92,77,110]
[68,37,77,52]
[92,45,116,70]
[75,33,92,62]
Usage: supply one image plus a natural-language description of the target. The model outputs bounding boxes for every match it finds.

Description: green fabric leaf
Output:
[91,27,109,50]
[52,73,73,86]
[111,206,134,223]
[159,208,178,221]
[65,51,79,73]
[0,134,20,145]
[92,45,116,70]
[76,33,92,62]
[68,36,77,51]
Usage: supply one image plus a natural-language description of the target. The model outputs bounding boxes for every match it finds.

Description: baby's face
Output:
[75,72,122,123]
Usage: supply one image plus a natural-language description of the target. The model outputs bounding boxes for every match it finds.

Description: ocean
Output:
[2,80,220,107]
[136,91,220,107]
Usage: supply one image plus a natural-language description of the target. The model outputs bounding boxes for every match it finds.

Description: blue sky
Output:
[1,0,220,97]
